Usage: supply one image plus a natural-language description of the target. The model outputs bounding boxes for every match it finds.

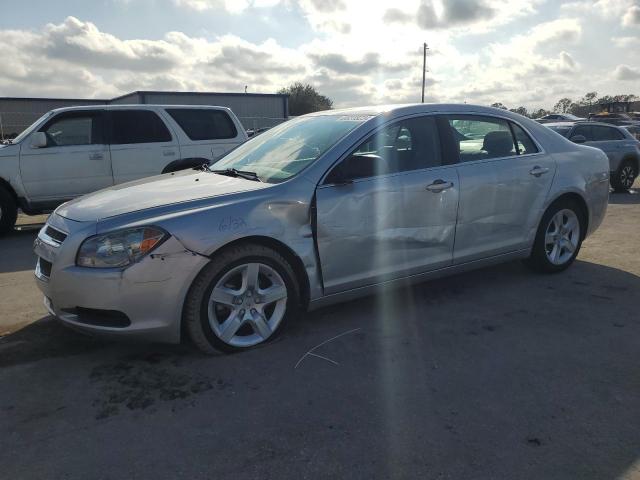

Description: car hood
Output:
[56,170,270,222]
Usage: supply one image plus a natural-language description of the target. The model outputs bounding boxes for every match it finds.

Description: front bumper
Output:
[33,215,209,344]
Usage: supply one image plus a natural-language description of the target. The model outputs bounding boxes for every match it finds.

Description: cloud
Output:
[384,0,538,31]
[612,36,637,48]
[623,5,640,26]
[614,64,640,80]
[309,52,411,75]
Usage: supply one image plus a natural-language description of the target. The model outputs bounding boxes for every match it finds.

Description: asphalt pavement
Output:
[0,193,639,480]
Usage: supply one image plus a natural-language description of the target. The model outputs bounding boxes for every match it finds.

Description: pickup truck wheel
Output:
[0,188,17,234]
[524,199,584,273]
[611,160,637,192]
[183,243,300,354]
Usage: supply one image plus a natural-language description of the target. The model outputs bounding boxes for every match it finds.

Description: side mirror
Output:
[31,131,48,148]
[570,135,586,144]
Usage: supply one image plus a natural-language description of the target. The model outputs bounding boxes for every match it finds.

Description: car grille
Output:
[38,258,52,278]
[44,226,68,244]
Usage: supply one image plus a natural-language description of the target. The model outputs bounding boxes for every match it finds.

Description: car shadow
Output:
[1,259,639,479]
[0,227,41,274]
[609,188,640,204]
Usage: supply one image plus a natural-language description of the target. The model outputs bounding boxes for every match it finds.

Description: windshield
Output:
[547,125,572,137]
[11,111,54,144]
[212,114,370,183]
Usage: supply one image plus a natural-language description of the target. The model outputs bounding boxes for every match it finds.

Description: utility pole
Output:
[421,42,428,103]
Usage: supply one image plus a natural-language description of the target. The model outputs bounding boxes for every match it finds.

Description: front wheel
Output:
[183,243,299,354]
[611,160,637,192]
[0,188,17,234]
[525,200,584,273]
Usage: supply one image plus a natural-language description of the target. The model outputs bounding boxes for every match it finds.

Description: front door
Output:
[20,110,112,202]
[442,114,556,264]
[315,115,459,295]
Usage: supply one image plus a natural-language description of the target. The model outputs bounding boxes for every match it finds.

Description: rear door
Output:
[163,108,245,163]
[442,115,555,264]
[315,115,459,294]
[20,109,112,202]
[590,125,626,170]
[108,109,180,184]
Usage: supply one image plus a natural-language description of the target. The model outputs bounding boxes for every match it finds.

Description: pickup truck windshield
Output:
[212,115,370,183]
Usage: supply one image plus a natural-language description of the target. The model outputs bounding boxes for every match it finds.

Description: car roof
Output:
[544,121,623,128]
[303,103,534,120]
[48,104,233,113]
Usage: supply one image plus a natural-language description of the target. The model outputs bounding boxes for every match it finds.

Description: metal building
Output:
[0,91,289,139]
[0,97,107,138]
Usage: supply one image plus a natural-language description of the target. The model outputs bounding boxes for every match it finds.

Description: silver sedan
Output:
[34,104,610,353]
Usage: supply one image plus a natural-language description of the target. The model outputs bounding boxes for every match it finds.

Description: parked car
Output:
[0,105,247,232]
[587,112,640,126]
[34,104,609,353]
[536,113,585,124]
[546,121,640,191]
[622,124,640,141]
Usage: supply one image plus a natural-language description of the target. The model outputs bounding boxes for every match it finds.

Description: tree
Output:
[278,82,333,116]
[490,102,508,110]
[509,106,529,117]
[531,108,550,119]
[554,98,574,113]
[579,91,598,106]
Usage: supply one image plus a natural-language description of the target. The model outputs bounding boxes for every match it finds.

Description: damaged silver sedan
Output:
[33,104,610,353]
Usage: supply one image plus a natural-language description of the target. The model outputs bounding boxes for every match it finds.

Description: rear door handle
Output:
[529,166,549,177]
[89,153,104,161]
[163,150,176,157]
[426,179,454,192]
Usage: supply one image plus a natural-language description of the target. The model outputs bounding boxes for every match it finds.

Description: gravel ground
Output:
[0,190,639,480]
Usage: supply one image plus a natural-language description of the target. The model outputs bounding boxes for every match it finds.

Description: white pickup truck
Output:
[0,104,248,232]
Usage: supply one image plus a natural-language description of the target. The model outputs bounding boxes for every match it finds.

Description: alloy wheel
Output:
[544,209,580,266]
[620,165,636,189]
[207,262,288,347]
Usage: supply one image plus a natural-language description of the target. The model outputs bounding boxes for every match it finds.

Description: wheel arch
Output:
[620,154,639,172]
[544,191,589,239]
[0,177,18,203]
[206,235,310,308]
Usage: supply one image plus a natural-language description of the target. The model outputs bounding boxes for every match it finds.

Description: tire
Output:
[524,199,584,273]
[0,187,18,234]
[611,160,637,192]
[183,243,300,354]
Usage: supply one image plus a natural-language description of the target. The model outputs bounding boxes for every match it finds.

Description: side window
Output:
[592,126,624,141]
[326,116,441,183]
[572,125,592,141]
[447,115,516,162]
[166,109,238,140]
[40,112,103,147]
[110,110,172,145]
[511,123,539,154]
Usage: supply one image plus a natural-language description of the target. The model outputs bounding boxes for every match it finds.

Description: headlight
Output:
[76,227,168,268]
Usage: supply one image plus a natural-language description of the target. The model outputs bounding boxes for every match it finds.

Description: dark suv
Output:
[546,121,640,191]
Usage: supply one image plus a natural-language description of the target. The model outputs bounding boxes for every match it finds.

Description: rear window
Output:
[592,126,624,141]
[547,125,572,138]
[167,109,238,140]
[110,110,172,144]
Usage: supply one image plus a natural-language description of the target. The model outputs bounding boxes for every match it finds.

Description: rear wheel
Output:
[611,160,637,192]
[0,188,17,234]
[525,199,584,273]
[183,243,299,354]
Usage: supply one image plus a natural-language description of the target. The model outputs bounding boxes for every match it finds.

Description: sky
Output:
[0,0,638,110]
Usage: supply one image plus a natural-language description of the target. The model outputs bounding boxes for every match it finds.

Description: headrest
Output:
[482,131,514,156]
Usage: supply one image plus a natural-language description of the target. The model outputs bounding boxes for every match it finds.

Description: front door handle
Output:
[529,166,549,177]
[89,153,104,161]
[426,179,454,192]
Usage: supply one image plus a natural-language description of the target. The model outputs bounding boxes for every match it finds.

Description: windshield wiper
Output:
[210,167,263,182]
